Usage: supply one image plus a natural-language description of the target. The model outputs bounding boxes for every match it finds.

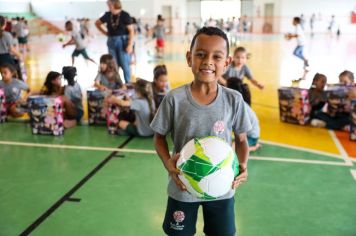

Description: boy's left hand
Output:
[232,166,248,189]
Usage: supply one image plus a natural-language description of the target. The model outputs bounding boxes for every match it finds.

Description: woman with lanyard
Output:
[95,0,134,83]
[0,16,22,66]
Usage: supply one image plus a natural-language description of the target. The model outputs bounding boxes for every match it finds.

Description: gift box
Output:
[0,88,6,123]
[107,88,135,135]
[27,96,64,136]
[87,89,107,125]
[324,86,350,116]
[350,100,356,141]
[278,87,310,125]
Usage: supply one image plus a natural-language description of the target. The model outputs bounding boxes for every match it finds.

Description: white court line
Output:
[328,130,353,166]
[0,140,352,167]
[0,140,157,154]
[260,139,356,163]
[350,170,356,180]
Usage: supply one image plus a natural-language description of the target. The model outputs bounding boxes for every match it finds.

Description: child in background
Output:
[40,71,78,128]
[0,63,29,117]
[150,27,250,236]
[107,78,155,137]
[152,15,166,58]
[227,77,261,151]
[309,73,350,130]
[62,66,83,123]
[152,64,170,109]
[63,21,96,66]
[308,73,327,125]
[285,17,309,71]
[339,70,354,86]
[94,54,123,92]
[222,46,264,90]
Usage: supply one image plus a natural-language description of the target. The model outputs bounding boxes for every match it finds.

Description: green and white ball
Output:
[177,136,239,200]
[57,33,65,42]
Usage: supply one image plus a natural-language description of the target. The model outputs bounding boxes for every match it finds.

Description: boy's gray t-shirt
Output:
[150,84,251,202]
[71,30,85,50]
[0,79,29,103]
[64,83,83,112]
[0,31,13,54]
[222,64,253,80]
[154,25,165,39]
[131,98,154,136]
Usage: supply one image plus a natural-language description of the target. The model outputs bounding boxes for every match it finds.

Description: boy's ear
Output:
[186,51,192,67]
[224,56,232,71]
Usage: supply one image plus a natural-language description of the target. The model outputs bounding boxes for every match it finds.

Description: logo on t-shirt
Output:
[213,120,225,135]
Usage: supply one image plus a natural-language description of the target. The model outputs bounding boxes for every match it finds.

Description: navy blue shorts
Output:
[163,197,236,236]
[72,49,90,59]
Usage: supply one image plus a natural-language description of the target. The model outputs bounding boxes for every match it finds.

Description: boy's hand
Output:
[165,153,187,191]
[257,83,264,90]
[232,165,248,189]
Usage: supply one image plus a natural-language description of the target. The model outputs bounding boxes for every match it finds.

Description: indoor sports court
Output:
[1,0,356,235]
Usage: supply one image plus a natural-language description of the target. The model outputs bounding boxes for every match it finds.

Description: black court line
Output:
[19,136,134,236]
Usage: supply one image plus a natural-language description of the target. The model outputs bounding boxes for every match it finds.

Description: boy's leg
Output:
[163,197,199,236]
[202,198,236,236]
[293,45,305,61]
[72,50,80,66]
[81,49,96,64]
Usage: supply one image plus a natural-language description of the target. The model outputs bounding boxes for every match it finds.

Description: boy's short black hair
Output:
[293,17,301,24]
[189,27,229,56]
[62,66,77,86]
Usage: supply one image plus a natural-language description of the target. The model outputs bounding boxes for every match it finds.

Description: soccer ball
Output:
[176,136,239,200]
[57,33,65,42]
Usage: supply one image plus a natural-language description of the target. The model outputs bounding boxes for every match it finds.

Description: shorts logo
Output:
[173,211,185,223]
[170,211,185,231]
[213,120,225,135]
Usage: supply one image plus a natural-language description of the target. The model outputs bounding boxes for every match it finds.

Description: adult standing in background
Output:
[0,16,22,66]
[95,0,134,83]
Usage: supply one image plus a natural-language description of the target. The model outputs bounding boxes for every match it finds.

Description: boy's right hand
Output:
[165,153,187,191]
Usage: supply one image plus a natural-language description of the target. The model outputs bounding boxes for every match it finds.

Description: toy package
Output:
[350,100,356,141]
[27,96,64,136]
[278,87,310,125]
[107,87,135,135]
[324,86,350,116]
[87,89,107,125]
[0,88,6,123]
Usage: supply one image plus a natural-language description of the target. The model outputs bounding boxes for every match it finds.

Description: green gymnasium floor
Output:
[1,123,356,236]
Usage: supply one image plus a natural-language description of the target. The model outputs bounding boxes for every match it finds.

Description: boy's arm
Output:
[250,78,264,90]
[154,133,186,191]
[232,132,249,189]
[63,38,75,48]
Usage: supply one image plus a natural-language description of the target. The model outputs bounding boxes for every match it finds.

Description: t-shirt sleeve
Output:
[99,12,109,24]
[150,95,173,135]
[122,11,133,25]
[130,99,141,111]
[18,80,29,91]
[5,33,13,48]
[94,73,101,83]
[243,65,253,80]
[232,94,252,135]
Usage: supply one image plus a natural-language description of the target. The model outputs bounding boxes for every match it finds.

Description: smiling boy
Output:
[150,27,251,236]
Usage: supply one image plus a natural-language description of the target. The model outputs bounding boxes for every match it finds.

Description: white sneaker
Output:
[310,119,326,128]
